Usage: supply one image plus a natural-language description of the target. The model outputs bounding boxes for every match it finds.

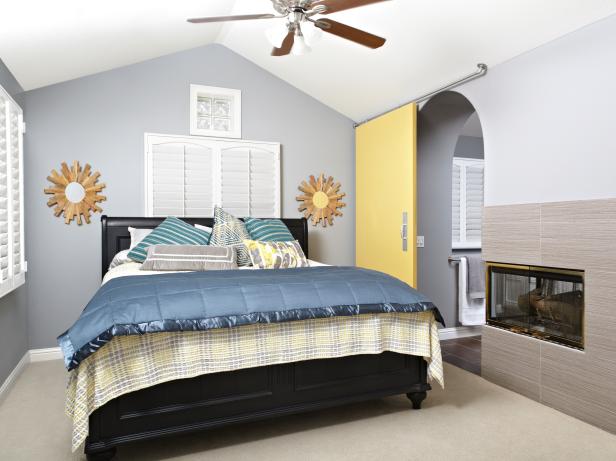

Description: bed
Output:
[68,216,443,460]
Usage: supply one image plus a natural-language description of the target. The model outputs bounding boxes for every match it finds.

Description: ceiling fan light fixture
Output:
[265,22,289,48]
[302,21,323,46]
[291,28,311,55]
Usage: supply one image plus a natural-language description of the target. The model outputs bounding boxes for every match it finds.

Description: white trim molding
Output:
[438,325,483,341]
[0,351,29,402]
[29,347,63,362]
[0,347,63,401]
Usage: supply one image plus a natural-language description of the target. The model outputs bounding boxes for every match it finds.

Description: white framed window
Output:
[452,157,483,249]
[145,133,280,218]
[190,85,241,139]
[0,84,25,298]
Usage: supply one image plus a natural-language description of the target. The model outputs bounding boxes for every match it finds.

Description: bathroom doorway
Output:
[416,92,484,374]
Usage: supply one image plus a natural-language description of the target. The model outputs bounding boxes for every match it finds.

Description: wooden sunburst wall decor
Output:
[44,161,106,225]
[296,173,346,227]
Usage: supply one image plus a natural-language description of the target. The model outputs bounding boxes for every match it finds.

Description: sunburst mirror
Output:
[296,173,346,227]
[44,161,106,225]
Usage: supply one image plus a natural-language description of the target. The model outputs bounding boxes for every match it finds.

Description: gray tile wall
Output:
[481,198,616,434]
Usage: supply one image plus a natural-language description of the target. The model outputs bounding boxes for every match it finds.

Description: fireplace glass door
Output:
[487,264,584,349]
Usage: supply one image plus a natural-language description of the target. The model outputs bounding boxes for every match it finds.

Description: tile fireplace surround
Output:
[482,198,616,434]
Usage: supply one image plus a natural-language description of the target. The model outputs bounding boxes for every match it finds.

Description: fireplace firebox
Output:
[486,263,584,349]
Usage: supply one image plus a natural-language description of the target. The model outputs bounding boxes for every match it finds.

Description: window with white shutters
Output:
[0,84,25,298]
[452,157,483,249]
[145,134,280,218]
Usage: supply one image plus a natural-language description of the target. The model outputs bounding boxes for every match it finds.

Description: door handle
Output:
[401,212,408,252]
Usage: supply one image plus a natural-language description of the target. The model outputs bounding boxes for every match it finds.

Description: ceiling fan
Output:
[187,0,390,56]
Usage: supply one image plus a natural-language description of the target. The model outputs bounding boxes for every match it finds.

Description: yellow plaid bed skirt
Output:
[66,311,443,452]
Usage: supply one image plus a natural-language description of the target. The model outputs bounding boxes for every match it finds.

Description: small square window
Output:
[190,85,241,138]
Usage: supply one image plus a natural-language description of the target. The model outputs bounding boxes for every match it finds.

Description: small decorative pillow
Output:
[194,223,213,243]
[209,207,251,266]
[243,240,309,269]
[127,217,212,263]
[244,217,294,242]
[141,245,237,271]
[108,249,132,270]
[128,227,153,249]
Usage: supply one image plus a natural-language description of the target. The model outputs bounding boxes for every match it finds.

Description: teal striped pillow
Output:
[127,217,211,263]
[244,217,294,242]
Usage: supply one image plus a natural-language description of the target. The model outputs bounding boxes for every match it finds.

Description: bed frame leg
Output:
[86,447,117,461]
[407,391,427,410]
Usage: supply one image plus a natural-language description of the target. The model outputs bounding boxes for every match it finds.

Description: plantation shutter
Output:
[151,143,184,216]
[0,95,8,283]
[249,148,278,218]
[452,157,483,249]
[146,134,280,218]
[465,164,484,243]
[219,147,279,218]
[0,84,26,298]
[220,147,250,217]
[185,145,215,217]
[451,162,461,244]
[149,142,215,217]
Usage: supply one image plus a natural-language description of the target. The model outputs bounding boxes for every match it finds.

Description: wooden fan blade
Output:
[187,14,277,24]
[271,31,295,56]
[315,19,386,49]
[312,0,391,15]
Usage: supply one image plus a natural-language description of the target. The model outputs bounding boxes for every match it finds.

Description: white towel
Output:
[458,257,486,326]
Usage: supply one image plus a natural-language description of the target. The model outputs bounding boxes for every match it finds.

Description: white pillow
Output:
[194,223,212,234]
[128,227,153,249]
[109,249,132,270]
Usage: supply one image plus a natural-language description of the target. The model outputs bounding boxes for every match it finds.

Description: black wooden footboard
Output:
[85,352,431,460]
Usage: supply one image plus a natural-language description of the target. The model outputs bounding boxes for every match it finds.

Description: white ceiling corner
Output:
[2,1,616,121]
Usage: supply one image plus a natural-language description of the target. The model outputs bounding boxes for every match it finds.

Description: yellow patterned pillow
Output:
[243,240,309,269]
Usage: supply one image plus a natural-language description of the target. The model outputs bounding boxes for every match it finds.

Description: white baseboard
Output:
[0,347,63,401]
[0,351,30,402]
[438,325,483,340]
[29,347,63,362]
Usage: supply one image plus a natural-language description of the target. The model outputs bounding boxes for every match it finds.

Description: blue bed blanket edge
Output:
[58,266,443,371]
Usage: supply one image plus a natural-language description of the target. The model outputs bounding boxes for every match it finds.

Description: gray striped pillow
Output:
[141,245,237,271]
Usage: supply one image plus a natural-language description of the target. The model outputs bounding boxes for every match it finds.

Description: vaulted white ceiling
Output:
[2,1,616,121]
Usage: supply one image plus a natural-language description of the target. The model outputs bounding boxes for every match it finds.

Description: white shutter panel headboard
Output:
[145,133,280,218]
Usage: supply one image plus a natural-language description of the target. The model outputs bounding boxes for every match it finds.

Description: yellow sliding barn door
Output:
[355,104,417,287]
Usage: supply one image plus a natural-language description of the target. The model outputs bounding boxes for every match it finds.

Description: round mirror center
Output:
[65,182,86,203]
[312,191,329,209]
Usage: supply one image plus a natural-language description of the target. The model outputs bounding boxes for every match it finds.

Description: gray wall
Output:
[455,135,484,159]
[456,13,616,206]
[0,58,28,384]
[419,13,616,325]
[417,94,481,328]
[23,44,355,349]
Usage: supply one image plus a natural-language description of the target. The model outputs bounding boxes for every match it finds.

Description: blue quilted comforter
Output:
[58,266,442,370]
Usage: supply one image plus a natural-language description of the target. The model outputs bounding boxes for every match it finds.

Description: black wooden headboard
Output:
[100,216,309,278]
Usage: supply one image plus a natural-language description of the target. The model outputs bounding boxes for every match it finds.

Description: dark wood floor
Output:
[441,335,481,376]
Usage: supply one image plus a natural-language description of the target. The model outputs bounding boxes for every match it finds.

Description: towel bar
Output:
[448,255,462,264]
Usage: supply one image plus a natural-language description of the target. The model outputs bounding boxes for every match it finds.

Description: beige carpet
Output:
[2,361,616,461]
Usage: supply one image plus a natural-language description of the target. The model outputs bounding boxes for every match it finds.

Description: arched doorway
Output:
[417,91,485,333]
